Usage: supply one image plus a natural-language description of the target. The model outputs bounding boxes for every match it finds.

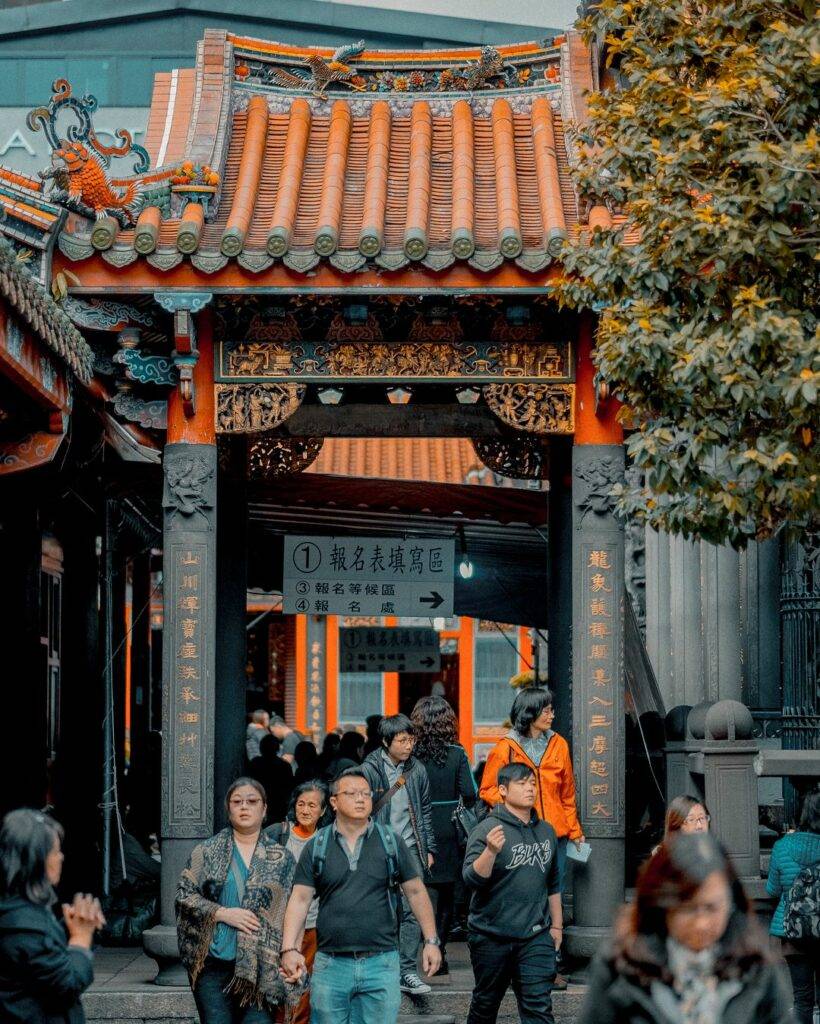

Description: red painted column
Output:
[166,311,216,444]
[574,310,622,446]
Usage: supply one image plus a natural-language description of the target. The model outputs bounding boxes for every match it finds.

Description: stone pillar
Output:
[645,528,672,702]
[669,535,703,707]
[566,314,626,960]
[739,539,781,710]
[700,542,743,702]
[143,305,216,985]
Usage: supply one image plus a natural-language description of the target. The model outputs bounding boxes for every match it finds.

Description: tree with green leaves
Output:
[556,0,818,547]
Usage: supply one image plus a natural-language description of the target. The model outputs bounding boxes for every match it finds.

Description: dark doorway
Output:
[399,652,459,718]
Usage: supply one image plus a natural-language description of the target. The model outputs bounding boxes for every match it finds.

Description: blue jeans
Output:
[192,957,276,1024]
[310,950,401,1024]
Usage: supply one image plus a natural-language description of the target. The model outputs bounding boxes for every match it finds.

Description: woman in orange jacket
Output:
[480,686,584,878]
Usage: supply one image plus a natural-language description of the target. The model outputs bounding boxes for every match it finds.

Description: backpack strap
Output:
[266,821,289,845]
[311,824,332,888]
[374,822,401,916]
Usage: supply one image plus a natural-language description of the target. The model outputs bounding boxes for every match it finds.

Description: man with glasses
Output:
[280,767,440,1023]
[361,713,437,995]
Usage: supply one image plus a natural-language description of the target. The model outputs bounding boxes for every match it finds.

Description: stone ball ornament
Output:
[664,705,693,742]
[686,700,714,740]
[705,700,754,742]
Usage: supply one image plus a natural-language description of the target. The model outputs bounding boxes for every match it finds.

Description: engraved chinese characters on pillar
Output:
[583,545,619,824]
[161,442,216,840]
[572,444,626,840]
[173,546,206,823]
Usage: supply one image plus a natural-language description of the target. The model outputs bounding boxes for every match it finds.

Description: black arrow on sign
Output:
[420,656,436,668]
[419,591,444,609]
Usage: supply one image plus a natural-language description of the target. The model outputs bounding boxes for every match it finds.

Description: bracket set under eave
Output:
[154,292,213,418]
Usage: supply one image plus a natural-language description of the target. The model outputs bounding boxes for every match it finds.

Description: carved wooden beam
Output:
[0,430,64,474]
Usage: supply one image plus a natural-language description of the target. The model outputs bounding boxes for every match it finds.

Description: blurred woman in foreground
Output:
[579,833,790,1024]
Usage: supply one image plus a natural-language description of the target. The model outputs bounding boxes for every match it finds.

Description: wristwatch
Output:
[424,936,441,946]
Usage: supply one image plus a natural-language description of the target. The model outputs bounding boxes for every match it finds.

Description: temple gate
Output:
[0,29,631,975]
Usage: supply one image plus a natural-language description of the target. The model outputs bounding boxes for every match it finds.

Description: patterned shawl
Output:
[176,828,304,1012]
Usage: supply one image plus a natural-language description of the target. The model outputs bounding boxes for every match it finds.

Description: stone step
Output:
[401,986,586,1020]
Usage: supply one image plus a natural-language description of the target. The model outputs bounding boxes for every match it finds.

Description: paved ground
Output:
[85,943,586,1023]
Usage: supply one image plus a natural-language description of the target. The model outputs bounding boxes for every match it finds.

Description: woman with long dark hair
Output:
[766,791,820,1024]
[266,780,330,1024]
[0,808,104,1023]
[664,795,712,838]
[580,832,790,1023]
[176,777,299,1022]
[411,696,476,975]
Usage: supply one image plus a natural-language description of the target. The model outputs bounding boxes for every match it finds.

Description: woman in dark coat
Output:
[411,695,476,974]
[0,808,104,1023]
[579,833,791,1024]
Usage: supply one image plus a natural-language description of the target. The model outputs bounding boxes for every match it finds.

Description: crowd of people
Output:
[0,687,817,1024]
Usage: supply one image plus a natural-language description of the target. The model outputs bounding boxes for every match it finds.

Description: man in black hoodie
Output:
[463,761,561,1024]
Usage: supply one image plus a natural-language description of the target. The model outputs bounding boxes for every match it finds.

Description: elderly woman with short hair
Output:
[0,807,104,1023]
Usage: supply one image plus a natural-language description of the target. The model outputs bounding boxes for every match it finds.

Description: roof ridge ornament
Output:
[26,79,150,226]
[266,40,366,97]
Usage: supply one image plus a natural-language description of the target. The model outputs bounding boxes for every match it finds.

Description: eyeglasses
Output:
[336,790,373,801]
[684,815,711,827]
[229,797,263,808]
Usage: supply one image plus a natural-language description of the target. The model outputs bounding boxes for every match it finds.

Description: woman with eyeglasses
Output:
[579,832,791,1024]
[265,781,330,1024]
[0,808,105,1023]
[175,778,299,1023]
[664,795,712,838]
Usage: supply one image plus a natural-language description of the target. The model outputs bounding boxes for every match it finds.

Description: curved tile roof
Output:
[0,236,94,382]
[46,28,619,276]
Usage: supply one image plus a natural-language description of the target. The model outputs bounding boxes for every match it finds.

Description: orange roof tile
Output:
[45,30,617,276]
[309,439,488,486]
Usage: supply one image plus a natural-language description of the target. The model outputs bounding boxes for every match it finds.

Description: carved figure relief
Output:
[472,436,550,480]
[162,451,215,524]
[248,436,324,478]
[326,311,384,343]
[484,383,575,434]
[218,338,571,383]
[573,455,624,524]
[215,383,305,434]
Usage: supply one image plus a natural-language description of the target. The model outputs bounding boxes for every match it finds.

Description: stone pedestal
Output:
[688,700,760,881]
[143,441,217,985]
[565,443,626,960]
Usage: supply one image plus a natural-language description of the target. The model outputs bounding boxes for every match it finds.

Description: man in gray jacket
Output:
[361,713,437,996]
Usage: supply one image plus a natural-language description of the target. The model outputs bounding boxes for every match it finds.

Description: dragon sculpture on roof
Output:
[26,79,150,226]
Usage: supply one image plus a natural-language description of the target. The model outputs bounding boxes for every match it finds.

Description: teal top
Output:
[765,830,820,937]
[209,844,249,961]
